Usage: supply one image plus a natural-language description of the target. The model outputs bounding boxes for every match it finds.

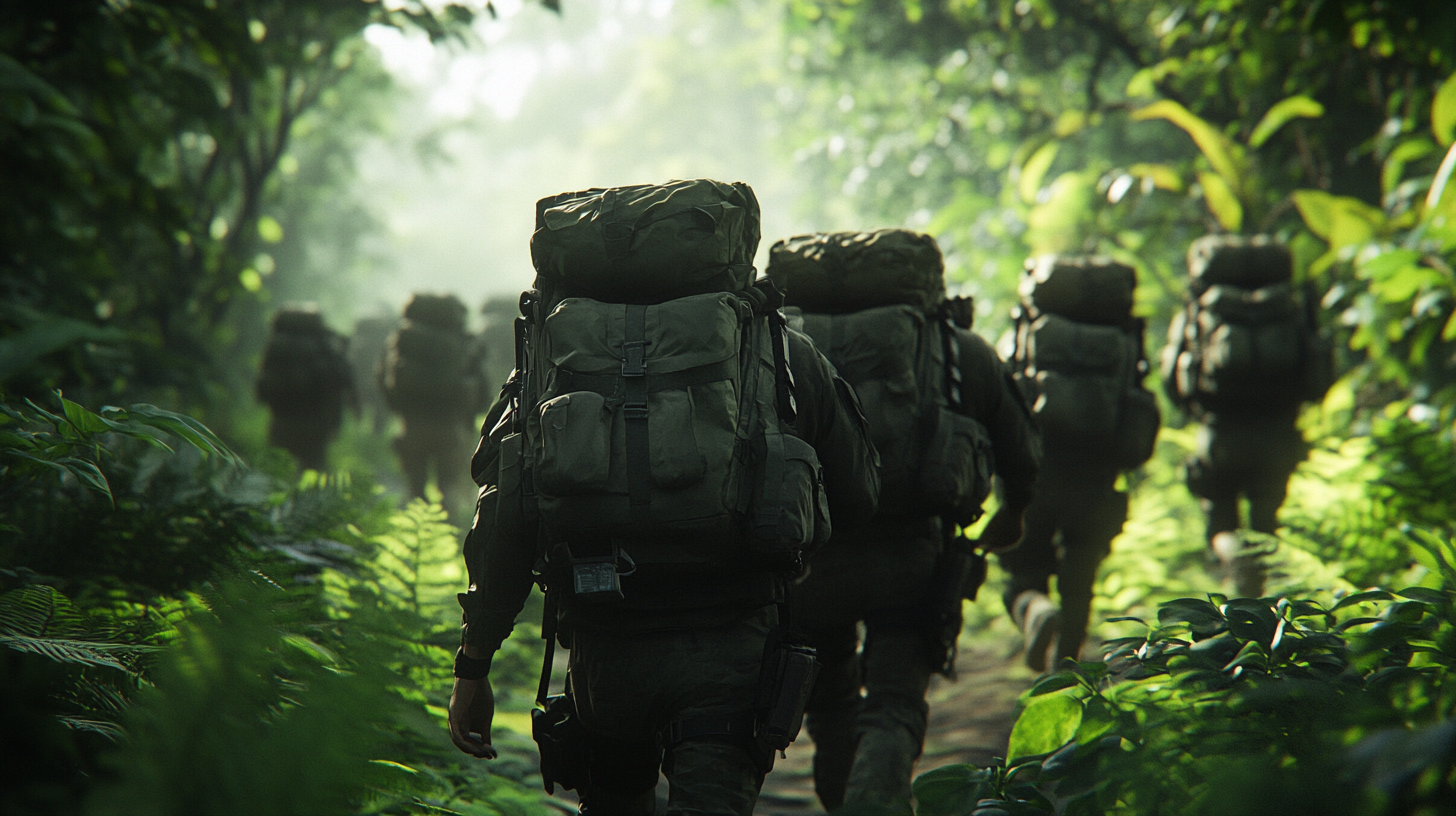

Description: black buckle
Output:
[622,340,647,377]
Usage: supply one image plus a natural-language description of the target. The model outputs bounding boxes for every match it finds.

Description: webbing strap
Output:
[660,710,757,749]
[535,587,559,706]
[623,304,651,524]
[755,431,786,532]
[941,320,964,411]
[556,357,735,397]
[768,313,797,424]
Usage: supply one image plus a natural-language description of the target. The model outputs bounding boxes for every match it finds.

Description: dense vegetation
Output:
[4,0,1456,814]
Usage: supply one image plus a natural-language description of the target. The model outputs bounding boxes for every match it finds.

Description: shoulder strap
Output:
[939,319,964,412]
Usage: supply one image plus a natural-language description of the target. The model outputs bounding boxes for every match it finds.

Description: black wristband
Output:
[453,648,491,681]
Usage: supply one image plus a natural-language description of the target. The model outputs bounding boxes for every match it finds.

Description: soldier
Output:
[767,230,1042,813]
[1000,256,1161,671]
[348,310,397,435]
[445,181,880,815]
[254,304,355,472]
[379,293,485,520]
[1162,236,1334,596]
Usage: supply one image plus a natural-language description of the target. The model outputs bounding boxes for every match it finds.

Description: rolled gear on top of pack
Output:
[530,179,761,304]
[495,179,828,602]
[767,229,993,526]
[1163,235,1334,413]
[1012,256,1160,471]
[766,229,947,315]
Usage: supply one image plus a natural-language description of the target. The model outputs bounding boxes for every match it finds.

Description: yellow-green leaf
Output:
[1054,110,1087,137]
[1383,139,1436,196]
[1425,141,1456,213]
[1129,162,1183,192]
[1199,171,1243,232]
[1019,141,1060,204]
[1133,100,1243,192]
[1293,190,1385,247]
[1008,691,1083,762]
[1249,96,1324,149]
[1432,70,1456,147]
[1443,310,1456,341]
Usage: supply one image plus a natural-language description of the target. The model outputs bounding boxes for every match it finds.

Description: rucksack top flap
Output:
[1197,282,1298,323]
[542,292,748,376]
[766,229,946,313]
[1187,234,1292,289]
[1019,255,1136,325]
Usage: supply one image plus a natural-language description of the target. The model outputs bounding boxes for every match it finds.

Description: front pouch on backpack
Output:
[748,431,827,571]
[920,407,994,525]
[495,431,529,541]
[535,391,611,495]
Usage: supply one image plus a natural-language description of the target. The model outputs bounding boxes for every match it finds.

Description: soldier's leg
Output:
[394,416,429,500]
[577,736,660,816]
[843,608,934,814]
[998,496,1058,615]
[1054,490,1127,664]
[803,623,862,812]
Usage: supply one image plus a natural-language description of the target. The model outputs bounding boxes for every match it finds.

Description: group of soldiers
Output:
[254,292,507,518]
[258,180,1333,814]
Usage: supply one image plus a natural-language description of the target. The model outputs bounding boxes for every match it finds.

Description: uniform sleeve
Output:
[457,397,537,653]
[956,329,1041,508]
[786,329,881,529]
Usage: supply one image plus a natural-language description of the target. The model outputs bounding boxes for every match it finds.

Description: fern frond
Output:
[0,585,87,637]
[0,634,155,672]
[55,715,126,740]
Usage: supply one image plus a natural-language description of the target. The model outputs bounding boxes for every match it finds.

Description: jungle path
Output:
[753,642,1033,815]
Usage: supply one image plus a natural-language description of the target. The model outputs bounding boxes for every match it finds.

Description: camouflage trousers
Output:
[393,413,473,518]
[267,410,340,472]
[565,606,773,815]
[1186,416,1307,543]
[998,478,1128,664]
[791,532,941,815]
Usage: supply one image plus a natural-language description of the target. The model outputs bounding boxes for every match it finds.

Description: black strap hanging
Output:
[622,304,651,525]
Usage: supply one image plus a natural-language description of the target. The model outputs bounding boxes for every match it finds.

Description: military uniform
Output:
[255,307,355,472]
[793,329,1040,813]
[459,326,880,815]
[1185,406,1307,542]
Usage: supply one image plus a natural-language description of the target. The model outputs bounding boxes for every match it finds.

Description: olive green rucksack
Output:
[380,293,480,415]
[768,230,994,525]
[256,308,351,409]
[1164,236,1334,411]
[1012,256,1160,470]
[493,180,827,599]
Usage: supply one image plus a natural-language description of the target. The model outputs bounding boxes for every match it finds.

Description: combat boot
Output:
[1012,590,1061,673]
[1211,531,1269,598]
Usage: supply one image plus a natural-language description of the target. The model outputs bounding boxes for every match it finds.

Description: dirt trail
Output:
[754,642,1034,815]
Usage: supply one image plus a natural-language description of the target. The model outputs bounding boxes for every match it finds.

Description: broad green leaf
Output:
[1198,171,1243,231]
[1128,163,1183,192]
[1019,141,1059,203]
[1432,70,1456,146]
[1008,690,1082,761]
[912,764,995,816]
[1332,589,1394,612]
[1074,697,1116,745]
[1425,140,1456,212]
[1133,100,1243,190]
[1443,311,1456,341]
[1383,139,1436,196]
[59,395,111,434]
[1292,189,1385,247]
[1248,96,1324,149]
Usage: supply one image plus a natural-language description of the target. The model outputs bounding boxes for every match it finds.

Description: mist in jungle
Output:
[340,0,850,328]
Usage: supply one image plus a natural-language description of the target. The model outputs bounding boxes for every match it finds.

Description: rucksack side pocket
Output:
[920,407,995,525]
[749,432,826,570]
[1113,387,1161,470]
[535,392,612,495]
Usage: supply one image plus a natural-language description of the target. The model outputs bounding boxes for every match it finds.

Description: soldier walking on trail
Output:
[379,293,486,518]
[1000,256,1162,671]
[445,180,880,815]
[767,230,1042,814]
[255,304,356,472]
[1161,236,1335,596]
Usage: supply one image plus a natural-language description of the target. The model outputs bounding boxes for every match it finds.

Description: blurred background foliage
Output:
[6,0,1456,813]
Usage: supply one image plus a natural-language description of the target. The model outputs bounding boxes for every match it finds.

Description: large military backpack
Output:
[1164,235,1334,411]
[256,308,350,408]
[492,180,827,600]
[380,294,482,415]
[1011,256,1160,470]
[767,229,994,525]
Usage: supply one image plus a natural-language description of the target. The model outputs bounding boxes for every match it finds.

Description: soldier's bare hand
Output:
[448,676,498,759]
[978,506,1026,554]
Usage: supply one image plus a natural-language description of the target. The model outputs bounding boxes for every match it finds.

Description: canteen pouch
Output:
[755,630,819,755]
[531,693,591,794]
[920,407,995,525]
